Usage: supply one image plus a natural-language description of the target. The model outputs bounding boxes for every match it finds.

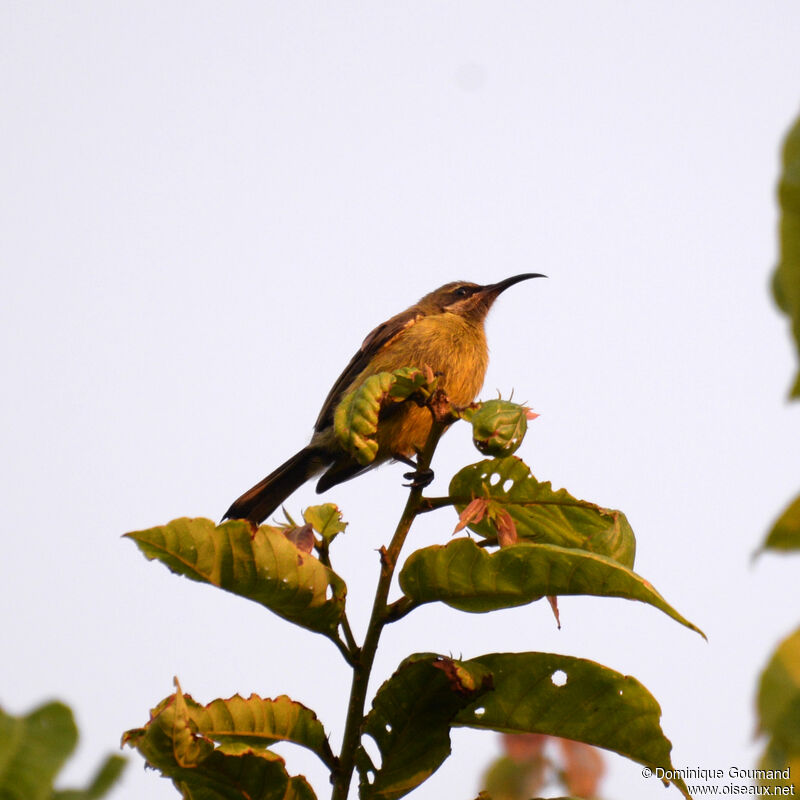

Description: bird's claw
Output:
[403,467,434,489]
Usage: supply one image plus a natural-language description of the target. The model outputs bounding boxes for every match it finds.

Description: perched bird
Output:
[224,274,544,525]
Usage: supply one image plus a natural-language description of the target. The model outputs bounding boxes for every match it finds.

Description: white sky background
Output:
[3,2,800,798]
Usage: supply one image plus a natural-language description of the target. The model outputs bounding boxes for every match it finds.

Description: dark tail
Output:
[223,447,329,525]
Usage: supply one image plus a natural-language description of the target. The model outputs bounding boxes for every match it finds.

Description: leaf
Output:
[0,702,125,800]
[0,702,77,800]
[333,367,432,466]
[122,683,319,800]
[759,491,800,554]
[758,737,800,789]
[398,538,704,636]
[283,523,315,554]
[464,400,530,457]
[125,518,346,637]
[355,654,493,800]
[757,627,800,751]
[772,111,800,398]
[480,755,547,800]
[52,756,127,799]
[303,503,347,545]
[546,595,561,629]
[454,497,489,533]
[454,652,691,800]
[449,457,636,568]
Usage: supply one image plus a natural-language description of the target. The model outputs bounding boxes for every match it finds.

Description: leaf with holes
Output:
[448,457,636,567]
[454,652,691,800]
[463,399,529,456]
[398,538,704,636]
[772,111,800,398]
[125,518,346,637]
[759,492,800,554]
[122,683,318,800]
[355,654,493,800]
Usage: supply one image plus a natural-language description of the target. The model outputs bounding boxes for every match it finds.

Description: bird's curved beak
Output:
[484,273,547,297]
[475,273,547,308]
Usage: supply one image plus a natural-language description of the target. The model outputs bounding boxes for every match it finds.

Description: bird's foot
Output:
[403,466,434,489]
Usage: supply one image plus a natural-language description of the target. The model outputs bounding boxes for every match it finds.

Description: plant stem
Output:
[330,419,446,800]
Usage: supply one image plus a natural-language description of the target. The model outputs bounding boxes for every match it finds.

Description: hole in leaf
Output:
[551,670,568,687]
[489,473,501,486]
[361,733,382,770]
[367,771,375,785]
[385,724,392,733]
[502,479,513,492]
[473,707,486,718]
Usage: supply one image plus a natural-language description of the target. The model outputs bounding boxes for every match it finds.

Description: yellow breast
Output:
[365,312,489,457]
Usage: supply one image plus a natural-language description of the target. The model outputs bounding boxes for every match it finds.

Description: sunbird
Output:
[224,274,544,525]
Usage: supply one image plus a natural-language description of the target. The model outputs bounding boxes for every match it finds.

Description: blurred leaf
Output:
[125,518,346,637]
[122,684,318,800]
[334,367,433,466]
[53,756,127,800]
[772,110,800,398]
[355,654,493,800]
[303,504,347,545]
[480,755,547,800]
[0,702,125,800]
[454,652,691,800]
[757,627,800,751]
[399,538,704,636]
[760,492,800,553]
[449,458,636,568]
[0,702,76,799]
[758,737,800,788]
[558,738,605,798]
[464,400,529,457]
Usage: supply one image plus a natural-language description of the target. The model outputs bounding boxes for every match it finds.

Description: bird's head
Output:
[418,273,546,323]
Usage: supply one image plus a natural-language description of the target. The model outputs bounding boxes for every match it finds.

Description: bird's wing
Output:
[313,308,422,432]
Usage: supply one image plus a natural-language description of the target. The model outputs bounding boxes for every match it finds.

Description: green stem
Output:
[331,419,446,800]
[417,495,455,513]
[318,544,360,660]
[340,615,359,654]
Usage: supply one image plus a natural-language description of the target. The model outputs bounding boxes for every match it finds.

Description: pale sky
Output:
[3,3,800,798]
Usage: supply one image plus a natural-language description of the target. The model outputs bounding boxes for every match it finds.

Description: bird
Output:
[223,274,544,525]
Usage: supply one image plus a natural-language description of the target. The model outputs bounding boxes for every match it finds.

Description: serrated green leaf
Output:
[303,504,347,545]
[760,492,800,553]
[355,654,493,800]
[398,538,703,636]
[125,518,346,637]
[0,702,77,800]
[333,367,432,466]
[466,400,528,457]
[449,458,636,568]
[122,685,318,800]
[190,694,334,768]
[757,627,800,751]
[454,652,690,800]
[773,111,800,398]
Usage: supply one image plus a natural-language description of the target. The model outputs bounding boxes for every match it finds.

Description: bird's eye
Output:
[453,286,471,298]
